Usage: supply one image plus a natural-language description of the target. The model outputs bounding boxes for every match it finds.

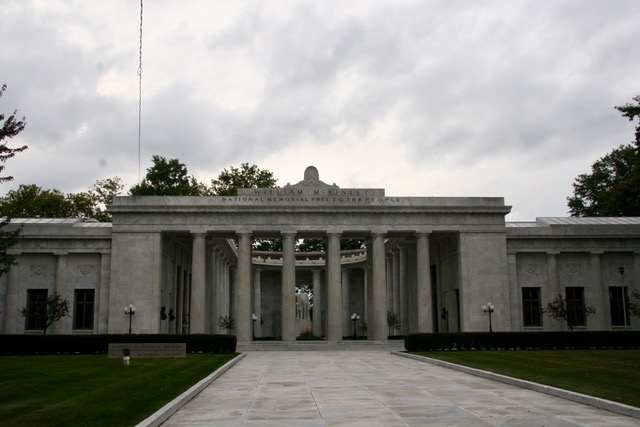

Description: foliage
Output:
[404,331,640,352]
[387,311,401,336]
[0,84,28,185]
[543,294,596,331]
[86,176,124,221]
[568,95,640,216]
[567,144,640,216]
[0,83,28,279]
[253,238,283,252]
[210,162,277,196]
[0,184,73,218]
[217,315,236,332]
[0,178,123,222]
[615,95,640,146]
[19,292,70,334]
[130,155,208,196]
[0,333,237,355]
[296,238,365,252]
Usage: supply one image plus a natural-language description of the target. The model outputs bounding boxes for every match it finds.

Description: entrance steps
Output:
[237,339,406,352]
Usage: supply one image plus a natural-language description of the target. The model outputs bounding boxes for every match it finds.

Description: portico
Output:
[107,166,512,342]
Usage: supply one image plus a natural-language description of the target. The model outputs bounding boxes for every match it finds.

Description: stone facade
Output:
[1,168,639,340]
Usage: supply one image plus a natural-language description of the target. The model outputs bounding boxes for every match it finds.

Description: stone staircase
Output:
[237,340,406,352]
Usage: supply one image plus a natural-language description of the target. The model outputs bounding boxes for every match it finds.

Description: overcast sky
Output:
[1,1,639,221]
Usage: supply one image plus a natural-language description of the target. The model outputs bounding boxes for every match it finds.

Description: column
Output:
[342,268,350,337]
[253,268,262,339]
[590,252,606,330]
[416,233,432,333]
[392,249,400,315]
[368,231,387,340]
[4,255,20,333]
[312,269,322,337]
[97,252,111,334]
[326,231,342,341]
[546,252,560,331]
[385,254,393,317]
[281,231,296,341]
[54,252,69,334]
[398,244,408,334]
[235,231,252,341]
[190,233,206,333]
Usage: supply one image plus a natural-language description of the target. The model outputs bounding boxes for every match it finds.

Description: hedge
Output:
[404,331,640,352]
[0,334,237,355]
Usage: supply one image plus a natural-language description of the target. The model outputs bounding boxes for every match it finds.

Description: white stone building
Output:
[1,167,638,340]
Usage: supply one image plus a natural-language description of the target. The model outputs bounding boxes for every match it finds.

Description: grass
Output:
[416,349,640,408]
[0,353,237,427]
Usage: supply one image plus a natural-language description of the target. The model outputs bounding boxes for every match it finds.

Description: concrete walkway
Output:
[159,351,640,426]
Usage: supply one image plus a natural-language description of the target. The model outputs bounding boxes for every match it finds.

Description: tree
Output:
[543,294,596,331]
[568,96,640,216]
[567,144,640,216]
[130,155,208,196]
[0,184,74,218]
[0,84,28,184]
[89,177,124,222]
[0,83,28,278]
[19,292,70,334]
[387,311,401,337]
[210,163,277,196]
[615,95,640,147]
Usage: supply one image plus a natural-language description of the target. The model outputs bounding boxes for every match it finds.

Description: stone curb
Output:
[136,353,246,427]
[392,351,640,421]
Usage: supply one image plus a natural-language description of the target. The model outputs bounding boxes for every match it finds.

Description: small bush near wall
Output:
[0,334,237,355]
[404,331,640,352]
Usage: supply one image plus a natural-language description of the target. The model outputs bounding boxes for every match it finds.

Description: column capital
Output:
[326,227,342,236]
[280,230,297,237]
[189,228,208,235]
[236,229,252,236]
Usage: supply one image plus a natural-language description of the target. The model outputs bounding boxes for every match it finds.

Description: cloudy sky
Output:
[1,1,639,221]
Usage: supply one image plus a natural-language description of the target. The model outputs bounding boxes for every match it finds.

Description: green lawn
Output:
[0,353,237,427]
[416,349,640,408]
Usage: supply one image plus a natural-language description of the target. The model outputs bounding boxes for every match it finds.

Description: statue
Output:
[296,291,310,320]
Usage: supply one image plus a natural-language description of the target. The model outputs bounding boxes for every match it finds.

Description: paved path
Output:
[160,351,640,426]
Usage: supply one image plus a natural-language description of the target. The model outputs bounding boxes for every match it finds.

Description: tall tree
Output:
[210,163,277,196]
[0,83,28,278]
[568,96,640,216]
[0,184,73,218]
[615,95,640,147]
[130,155,208,196]
[0,84,28,184]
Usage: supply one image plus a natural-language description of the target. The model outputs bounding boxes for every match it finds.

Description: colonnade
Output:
[187,230,434,342]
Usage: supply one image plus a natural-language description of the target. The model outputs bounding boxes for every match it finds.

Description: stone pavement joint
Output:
[139,351,640,427]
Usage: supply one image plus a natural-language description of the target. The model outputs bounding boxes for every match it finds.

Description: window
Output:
[74,289,95,330]
[25,289,48,330]
[565,287,586,327]
[522,287,542,327]
[609,286,630,327]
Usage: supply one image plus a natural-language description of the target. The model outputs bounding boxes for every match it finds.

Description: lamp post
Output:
[252,313,258,340]
[482,302,494,332]
[124,304,136,334]
[351,313,360,339]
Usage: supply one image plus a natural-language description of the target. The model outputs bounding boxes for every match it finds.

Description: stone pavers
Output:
[158,351,640,426]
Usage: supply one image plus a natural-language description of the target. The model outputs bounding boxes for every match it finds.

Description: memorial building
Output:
[1,166,638,340]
